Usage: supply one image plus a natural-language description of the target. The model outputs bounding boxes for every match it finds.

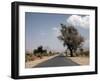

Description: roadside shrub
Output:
[25,53,38,62]
[83,51,89,57]
[77,50,89,57]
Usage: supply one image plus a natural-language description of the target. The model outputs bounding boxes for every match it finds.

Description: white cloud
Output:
[52,27,58,31]
[52,27,61,36]
[83,39,89,48]
[67,15,89,29]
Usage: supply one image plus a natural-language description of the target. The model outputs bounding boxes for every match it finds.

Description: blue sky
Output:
[25,12,89,53]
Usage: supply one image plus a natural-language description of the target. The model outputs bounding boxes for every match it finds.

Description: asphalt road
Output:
[34,54,79,68]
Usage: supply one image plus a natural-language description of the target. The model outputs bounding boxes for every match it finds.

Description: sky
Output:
[25,12,89,53]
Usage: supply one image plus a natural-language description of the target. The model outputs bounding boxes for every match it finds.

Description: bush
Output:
[83,51,89,57]
[77,50,89,57]
[25,53,38,62]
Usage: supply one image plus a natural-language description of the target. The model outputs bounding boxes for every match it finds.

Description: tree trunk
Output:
[70,49,74,57]
[65,50,67,56]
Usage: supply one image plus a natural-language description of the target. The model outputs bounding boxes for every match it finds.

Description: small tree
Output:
[58,24,84,57]
[33,46,43,58]
[37,46,43,54]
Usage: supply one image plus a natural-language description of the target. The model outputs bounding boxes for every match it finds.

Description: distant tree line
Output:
[34,46,47,55]
[33,46,46,58]
[33,46,55,58]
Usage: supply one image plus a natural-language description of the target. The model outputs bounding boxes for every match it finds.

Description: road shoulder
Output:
[68,56,89,65]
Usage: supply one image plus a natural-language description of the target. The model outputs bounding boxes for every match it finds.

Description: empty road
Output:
[34,54,79,68]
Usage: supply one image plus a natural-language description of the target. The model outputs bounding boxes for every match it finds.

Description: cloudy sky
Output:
[25,12,89,53]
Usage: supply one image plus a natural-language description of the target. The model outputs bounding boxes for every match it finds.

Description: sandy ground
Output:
[68,56,89,65]
[25,54,59,68]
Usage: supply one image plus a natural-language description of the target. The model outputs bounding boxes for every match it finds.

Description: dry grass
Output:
[68,56,89,65]
[25,54,59,68]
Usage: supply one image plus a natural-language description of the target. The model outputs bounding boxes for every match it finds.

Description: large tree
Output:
[58,24,84,57]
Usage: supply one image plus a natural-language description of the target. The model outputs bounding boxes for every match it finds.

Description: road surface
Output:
[34,54,79,68]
